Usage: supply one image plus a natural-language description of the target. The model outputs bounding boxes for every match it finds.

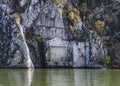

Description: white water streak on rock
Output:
[17,23,34,68]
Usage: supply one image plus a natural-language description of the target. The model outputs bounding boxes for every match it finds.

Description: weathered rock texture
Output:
[0,0,120,68]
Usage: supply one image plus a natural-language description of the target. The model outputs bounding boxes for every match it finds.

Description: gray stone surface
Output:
[0,0,119,68]
[45,38,69,67]
[73,42,85,67]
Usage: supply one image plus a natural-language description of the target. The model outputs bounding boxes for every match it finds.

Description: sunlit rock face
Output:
[0,0,120,68]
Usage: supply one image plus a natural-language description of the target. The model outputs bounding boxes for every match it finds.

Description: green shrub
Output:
[103,55,110,64]
[35,35,41,42]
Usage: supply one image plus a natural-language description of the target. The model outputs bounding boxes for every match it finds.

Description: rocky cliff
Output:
[0,0,120,68]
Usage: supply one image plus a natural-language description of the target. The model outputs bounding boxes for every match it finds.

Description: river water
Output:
[0,69,120,86]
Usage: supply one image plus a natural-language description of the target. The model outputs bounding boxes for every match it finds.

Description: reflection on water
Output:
[0,69,120,86]
[0,69,34,86]
[24,69,34,86]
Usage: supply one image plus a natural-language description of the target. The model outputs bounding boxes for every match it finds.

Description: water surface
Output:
[0,69,120,86]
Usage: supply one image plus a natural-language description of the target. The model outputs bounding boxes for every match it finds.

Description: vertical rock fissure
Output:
[88,33,92,66]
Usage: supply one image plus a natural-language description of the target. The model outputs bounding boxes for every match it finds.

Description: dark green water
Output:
[0,69,120,86]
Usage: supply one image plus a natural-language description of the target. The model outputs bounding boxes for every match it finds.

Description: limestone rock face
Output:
[73,42,86,67]
[0,0,120,68]
[45,38,69,67]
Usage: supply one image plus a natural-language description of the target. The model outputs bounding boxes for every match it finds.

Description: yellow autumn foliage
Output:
[80,3,91,20]
[95,20,105,29]
[81,3,87,12]
[51,0,60,3]
[13,13,21,24]
[68,11,76,26]
[69,25,74,33]
[68,9,80,26]
[74,8,80,15]
[68,11,75,20]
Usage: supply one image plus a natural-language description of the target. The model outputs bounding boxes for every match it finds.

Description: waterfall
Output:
[17,23,34,68]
